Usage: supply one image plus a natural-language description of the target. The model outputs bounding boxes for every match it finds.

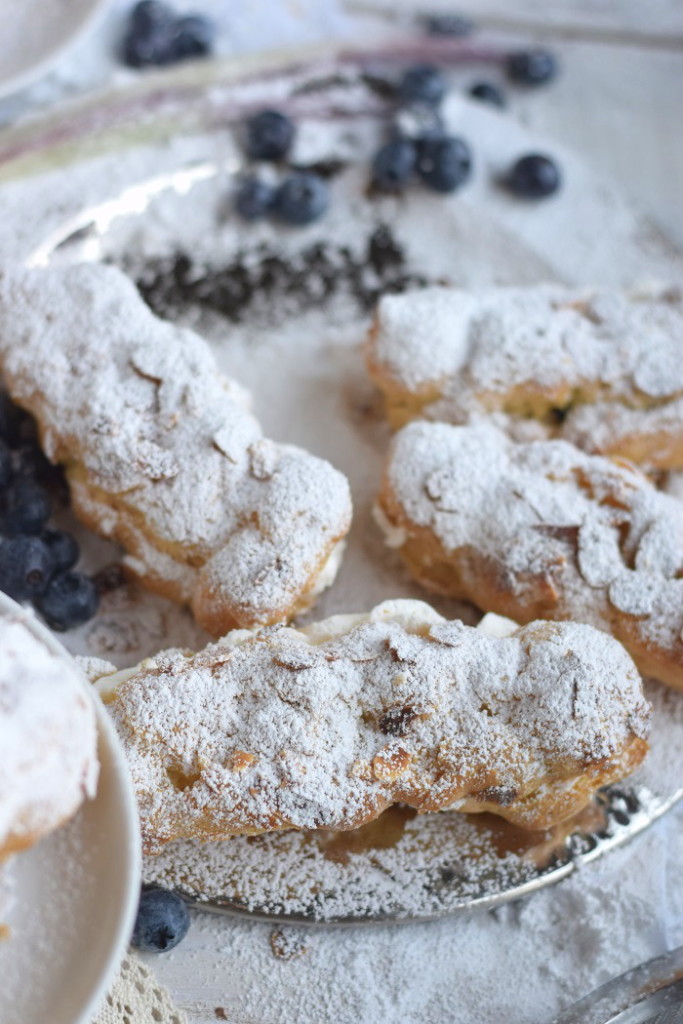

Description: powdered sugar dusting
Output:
[379,422,683,686]
[0,610,98,857]
[367,285,683,467]
[0,262,352,635]
[96,600,648,852]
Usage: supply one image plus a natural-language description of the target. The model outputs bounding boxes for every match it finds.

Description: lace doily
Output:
[94,953,187,1024]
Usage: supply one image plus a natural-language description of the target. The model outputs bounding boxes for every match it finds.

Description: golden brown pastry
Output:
[0,263,352,635]
[93,600,650,852]
[376,421,683,689]
[366,284,683,469]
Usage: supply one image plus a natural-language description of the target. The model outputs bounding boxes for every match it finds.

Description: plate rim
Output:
[0,591,141,1024]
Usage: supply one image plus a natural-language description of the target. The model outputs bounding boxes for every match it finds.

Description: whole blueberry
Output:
[41,529,80,573]
[234,177,275,221]
[0,536,55,601]
[417,136,472,192]
[507,153,561,198]
[38,572,99,631]
[245,110,295,162]
[423,13,473,37]
[506,49,558,86]
[168,14,215,60]
[469,81,506,109]
[273,172,329,225]
[12,441,54,482]
[371,139,417,189]
[3,478,51,536]
[132,888,190,953]
[398,64,446,107]
[122,1,173,68]
[0,440,12,488]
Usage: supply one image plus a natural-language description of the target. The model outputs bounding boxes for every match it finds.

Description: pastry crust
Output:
[0,614,98,860]
[93,600,649,852]
[0,263,352,635]
[366,284,683,469]
[376,421,683,689]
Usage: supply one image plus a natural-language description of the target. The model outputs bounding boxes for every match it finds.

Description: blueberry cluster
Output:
[0,395,99,631]
[132,887,190,953]
[370,53,561,201]
[234,110,330,227]
[372,65,473,195]
[122,0,215,68]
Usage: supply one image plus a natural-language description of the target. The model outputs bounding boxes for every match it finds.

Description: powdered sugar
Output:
[379,421,683,685]
[95,600,648,853]
[0,262,352,635]
[367,285,683,467]
[0,609,98,856]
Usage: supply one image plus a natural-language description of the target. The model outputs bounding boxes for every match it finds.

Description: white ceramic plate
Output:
[0,593,141,1024]
[0,0,108,101]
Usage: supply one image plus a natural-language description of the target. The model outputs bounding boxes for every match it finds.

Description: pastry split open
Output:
[376,421,683,689]
[366,284,683,469]
[92,600,649,853]
[0,263,352,636]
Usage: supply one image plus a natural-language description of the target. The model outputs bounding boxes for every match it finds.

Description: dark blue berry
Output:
[506,49,558,86]
[122,2,174,68]
[273,172,329,225]
[38,572,99,631]
[371,139,417,189]
[41,529,80,573]
[132,888,190,953]
[245,110,295,162]
[234,177,275,221]
[0,536,55,601]
[0,440,11,488]
[469,81,506,109]
[423,13,473,37]
[3,478,51,536]
[417,136,472,193]
[398,64,446,107]
[168,14,215,60]
[0,394,33,446]
[507,153,561,199]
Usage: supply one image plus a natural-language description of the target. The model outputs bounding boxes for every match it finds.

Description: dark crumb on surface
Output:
[133,225,427,323]
[214,1009,228,1020]
[93,562,127,597]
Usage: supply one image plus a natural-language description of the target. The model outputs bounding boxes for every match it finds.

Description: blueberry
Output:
[38,572,99,631]
[130,0,171,34]
[0,536,55,601]
[417,136,472,193]
[131,888,190,953]
[168,14,215,60]
[3,478,51,536]
[469,81,506,109]
[507,153,561,199]
[234,177,275,221]
[371,139,417,189]
[41,529,80,573]
[0,440,12,488]
[0,394,33,446]
[122,1,174,68]
[245,110,295,162]
[273,172,329,225]
[423,13,473,37]
[506,49,558,86]
[398,64,446,107]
